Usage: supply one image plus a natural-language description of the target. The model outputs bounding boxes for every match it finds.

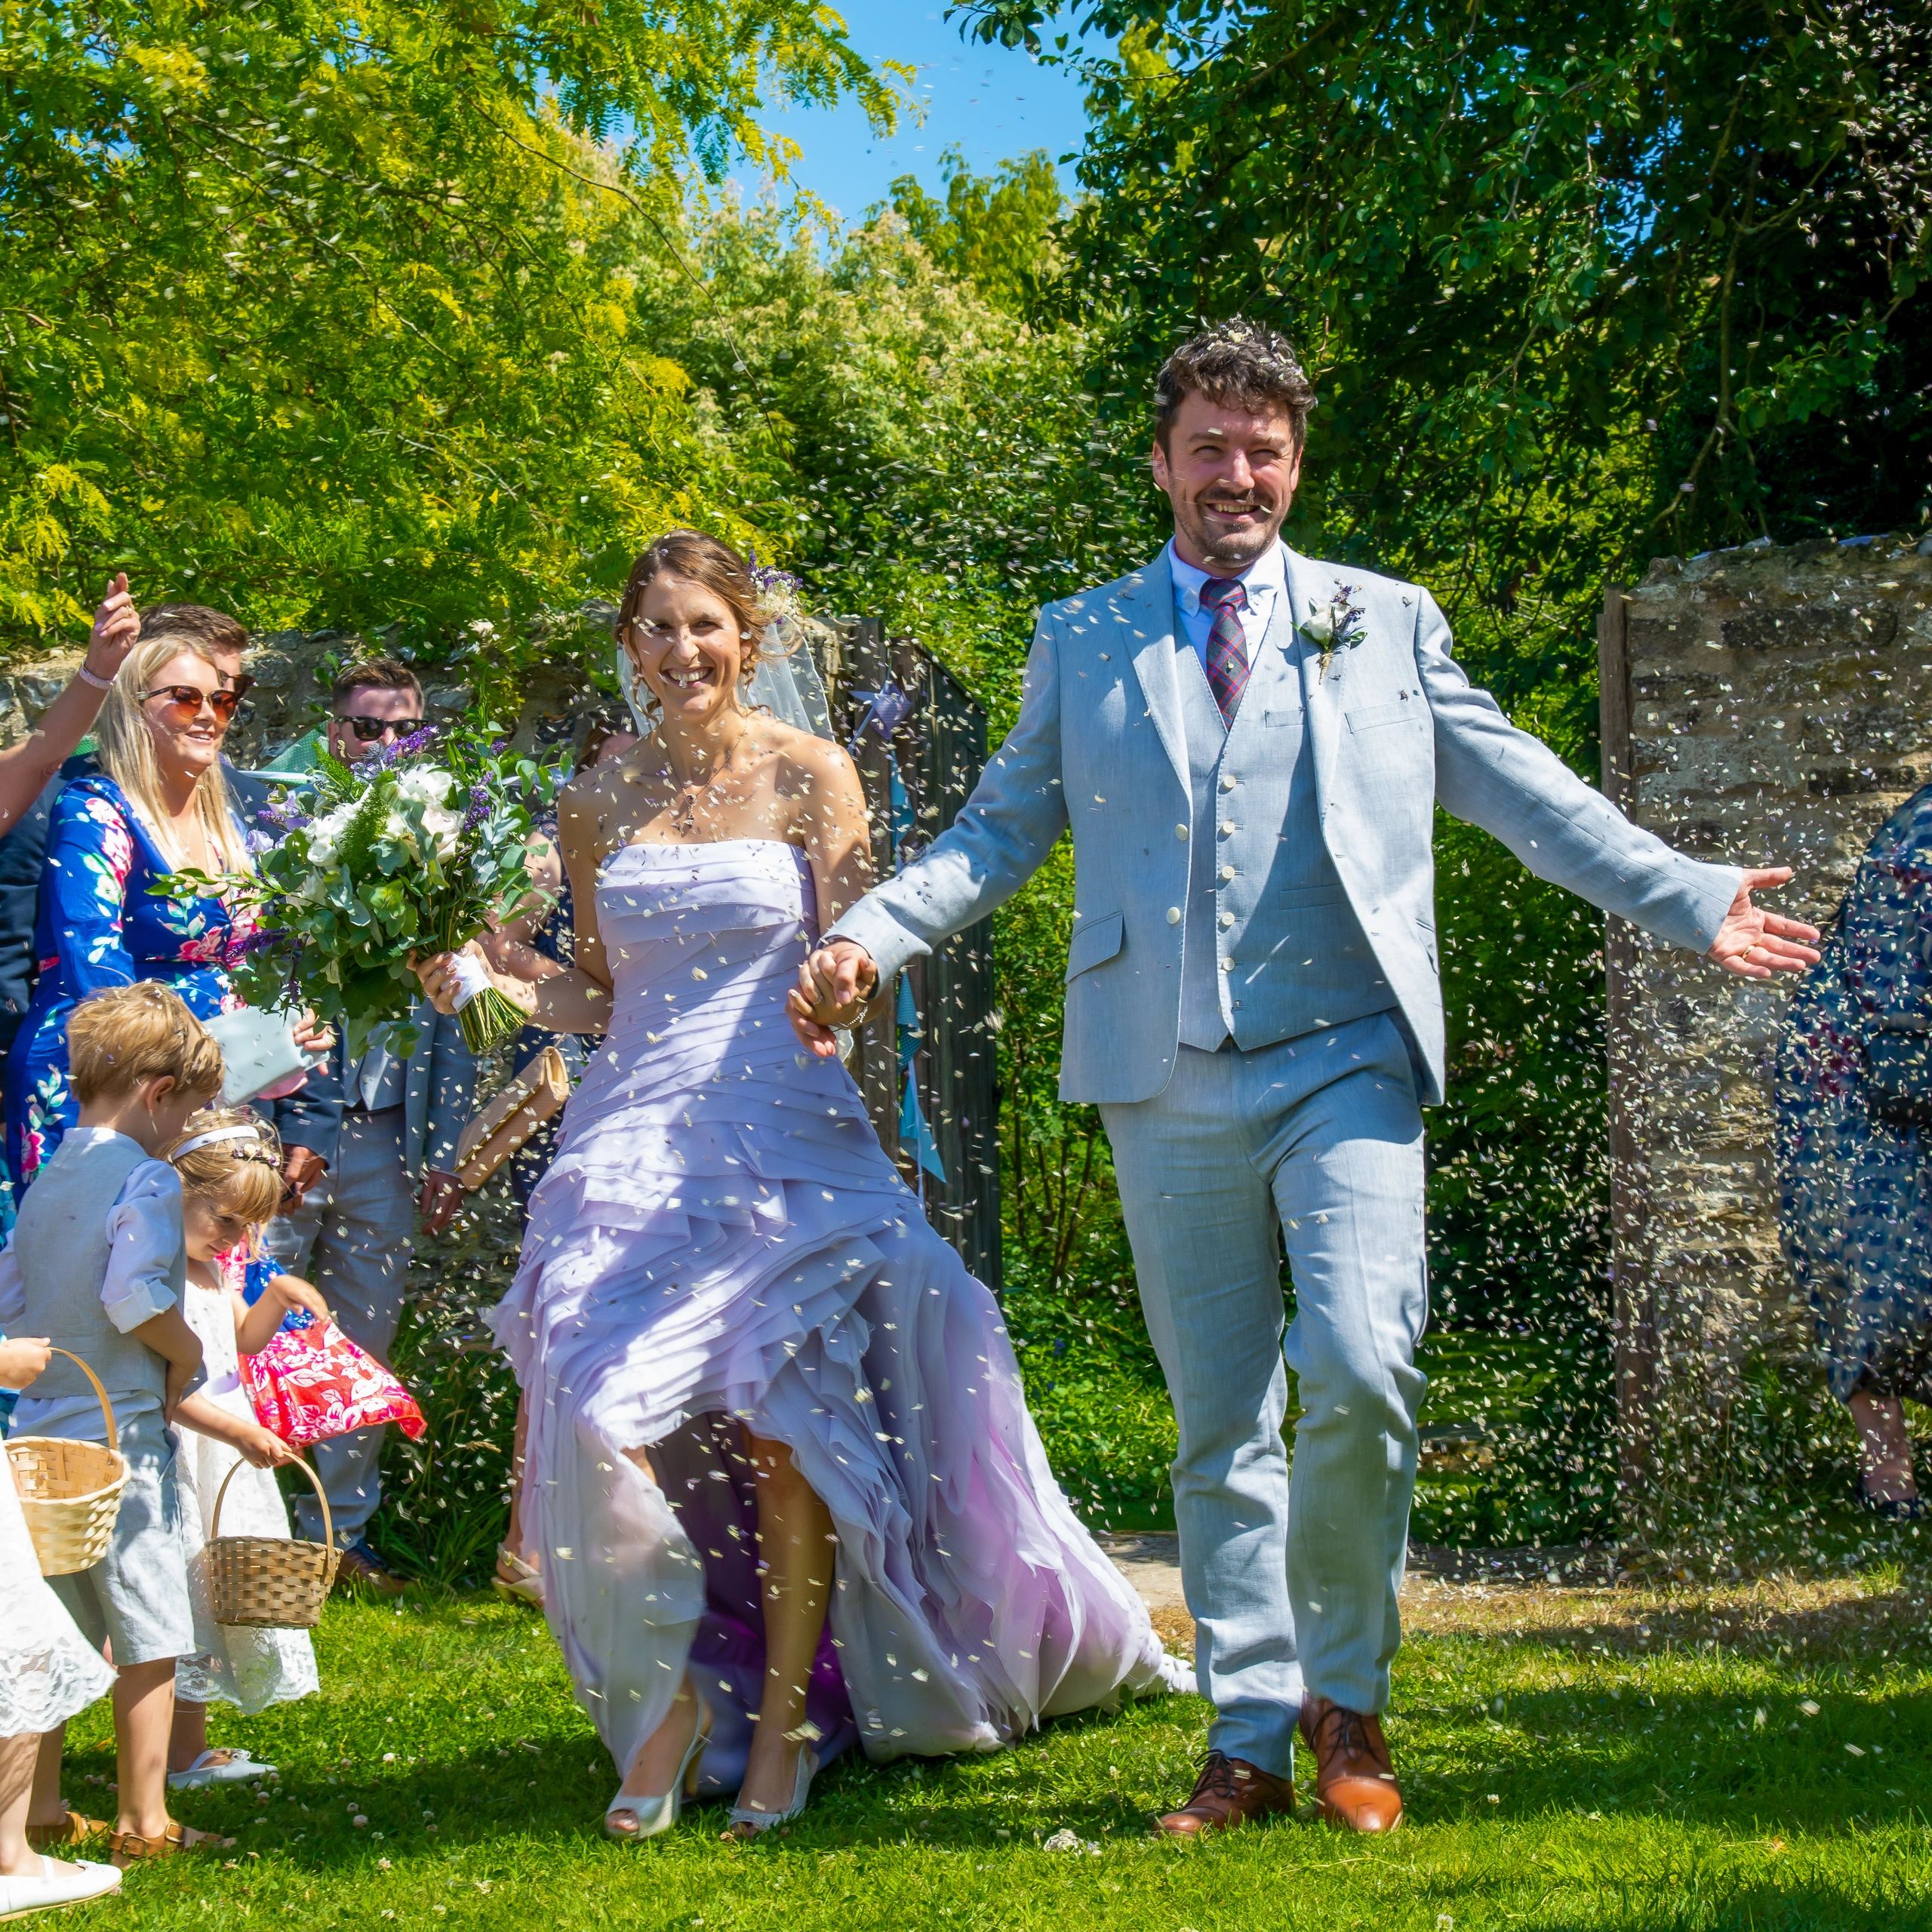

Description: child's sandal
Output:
[26,1809,108,1850]
[107,1821,235,1866]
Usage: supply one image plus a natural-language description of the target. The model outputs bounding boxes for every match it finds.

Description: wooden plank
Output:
[1598,584,1657,1506]
[827,617,900,1164]
[909,654,1001,1292]
[817,617,1001,1288]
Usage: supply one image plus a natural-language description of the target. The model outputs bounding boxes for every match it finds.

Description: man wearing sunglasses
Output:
[324,657,424,763]
[263,655,473,1597]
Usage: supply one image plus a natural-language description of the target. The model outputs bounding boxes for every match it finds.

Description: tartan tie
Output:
[1201,577,1250,723]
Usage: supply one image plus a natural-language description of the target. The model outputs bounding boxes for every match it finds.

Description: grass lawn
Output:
[51,1555,1932,1931]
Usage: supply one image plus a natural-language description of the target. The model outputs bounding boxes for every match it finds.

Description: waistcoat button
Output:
[1174,823,1188,841]
[1165,906,1181,924]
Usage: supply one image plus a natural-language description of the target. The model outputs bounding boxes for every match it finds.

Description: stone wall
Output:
[1599,531,1932,1478]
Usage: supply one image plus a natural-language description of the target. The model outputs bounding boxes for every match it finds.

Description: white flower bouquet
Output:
[200,724,562,1057]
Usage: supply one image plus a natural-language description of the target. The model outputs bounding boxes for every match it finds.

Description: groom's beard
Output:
[1173,494,1285,572]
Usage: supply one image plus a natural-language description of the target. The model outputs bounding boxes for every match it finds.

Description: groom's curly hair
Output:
[1155,319,1316,449]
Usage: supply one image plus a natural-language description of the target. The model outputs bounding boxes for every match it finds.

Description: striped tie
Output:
[1201,577,1250,723]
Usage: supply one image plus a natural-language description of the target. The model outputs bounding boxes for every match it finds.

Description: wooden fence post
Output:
[820,618,1001,1291]
[1598,583,1657,1508]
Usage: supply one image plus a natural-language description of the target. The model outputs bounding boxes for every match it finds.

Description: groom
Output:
[789,320,1819,1835]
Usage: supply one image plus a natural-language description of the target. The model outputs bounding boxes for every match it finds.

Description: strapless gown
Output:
[491,839,1177,1789]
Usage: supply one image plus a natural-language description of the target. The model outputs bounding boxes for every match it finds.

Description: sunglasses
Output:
[339,714,423,743]
[143,685,240,724]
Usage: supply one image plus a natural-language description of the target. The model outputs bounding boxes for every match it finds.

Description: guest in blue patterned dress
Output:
[5,633,260,1195]
[1774,782,1932,1520]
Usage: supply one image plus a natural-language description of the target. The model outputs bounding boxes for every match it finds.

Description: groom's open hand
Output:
[787,940,878,1056]
[1706,866,1823,978]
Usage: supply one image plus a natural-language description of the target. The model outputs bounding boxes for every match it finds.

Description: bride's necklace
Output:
[661,728,752,838]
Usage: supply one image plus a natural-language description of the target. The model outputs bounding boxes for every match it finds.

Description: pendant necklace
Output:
[665,729,752,839]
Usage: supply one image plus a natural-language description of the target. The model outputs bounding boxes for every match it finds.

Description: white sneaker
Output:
[168,1747,276,1790]
[0,1856,122,1919]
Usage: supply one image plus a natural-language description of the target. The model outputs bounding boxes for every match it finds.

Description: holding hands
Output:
[786,939,878,1057]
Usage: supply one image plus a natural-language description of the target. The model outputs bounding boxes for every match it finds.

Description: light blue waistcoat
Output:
[1173,602,1394,1051]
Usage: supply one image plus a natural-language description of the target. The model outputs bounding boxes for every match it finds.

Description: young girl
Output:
[165,1107,328,1787]
[0,1334,122,1918]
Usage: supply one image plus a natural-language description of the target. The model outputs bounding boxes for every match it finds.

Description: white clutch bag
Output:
[202,1007,324,1106]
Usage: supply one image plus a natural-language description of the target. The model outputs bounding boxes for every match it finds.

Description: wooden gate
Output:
[820,620,1002,1293]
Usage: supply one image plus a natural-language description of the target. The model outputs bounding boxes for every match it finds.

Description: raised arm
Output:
[1418,588,1817,971]
[0,576,141,835]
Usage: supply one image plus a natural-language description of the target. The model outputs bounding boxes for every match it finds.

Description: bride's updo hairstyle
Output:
[617,531,771,701]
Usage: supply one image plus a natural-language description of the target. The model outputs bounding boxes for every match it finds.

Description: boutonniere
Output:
[1299,584,1367,681]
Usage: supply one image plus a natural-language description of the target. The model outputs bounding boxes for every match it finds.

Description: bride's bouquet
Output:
[199,725,563,1058]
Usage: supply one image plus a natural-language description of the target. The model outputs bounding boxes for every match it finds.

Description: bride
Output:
[417,531,1177,1841]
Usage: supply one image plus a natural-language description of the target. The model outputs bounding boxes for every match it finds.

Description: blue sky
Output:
[732,5,1101,224]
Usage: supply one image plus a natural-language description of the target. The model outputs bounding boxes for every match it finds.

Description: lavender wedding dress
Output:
[491,838,1177,1792]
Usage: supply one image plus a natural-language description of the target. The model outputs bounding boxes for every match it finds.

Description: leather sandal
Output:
[106,1820,235,1866]
[24,1810,107,1851]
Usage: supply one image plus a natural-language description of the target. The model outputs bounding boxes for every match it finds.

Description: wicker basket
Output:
[5,1349,129,1577]
[205,1453,340,1628]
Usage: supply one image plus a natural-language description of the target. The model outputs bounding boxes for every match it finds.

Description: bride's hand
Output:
[412,943,481,1016]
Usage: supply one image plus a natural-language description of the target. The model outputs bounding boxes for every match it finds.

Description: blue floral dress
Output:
[3,774,248,1195]
[1774,783,1932,1406]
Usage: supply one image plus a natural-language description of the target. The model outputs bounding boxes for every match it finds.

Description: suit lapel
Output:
[1285,547,1341,812]
[1123,552,1189,795]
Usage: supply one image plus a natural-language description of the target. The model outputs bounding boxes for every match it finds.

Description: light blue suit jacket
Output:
[829,546,1743,1107]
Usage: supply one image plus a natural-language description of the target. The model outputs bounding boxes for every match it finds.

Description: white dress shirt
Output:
[1167,539,1289,669]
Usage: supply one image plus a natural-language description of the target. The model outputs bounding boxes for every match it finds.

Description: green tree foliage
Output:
[888,145,1065,315]
[0,0,897,638]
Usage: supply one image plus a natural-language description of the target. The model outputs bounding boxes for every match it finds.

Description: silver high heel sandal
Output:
[725,1738,820,1839]
[605,1702,712,1842]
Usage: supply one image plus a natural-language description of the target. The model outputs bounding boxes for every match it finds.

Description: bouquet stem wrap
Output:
[440,934,528,1055]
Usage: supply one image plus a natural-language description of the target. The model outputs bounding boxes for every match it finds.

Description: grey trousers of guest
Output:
[1100,1011,1428,1777]
[266,1108,417,1549]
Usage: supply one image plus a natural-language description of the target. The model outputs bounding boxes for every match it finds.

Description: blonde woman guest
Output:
[4,632,321,1192]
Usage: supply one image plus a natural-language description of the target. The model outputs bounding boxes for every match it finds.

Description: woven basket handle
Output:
[210,1448,331,1550]
[47,1347,116,1457]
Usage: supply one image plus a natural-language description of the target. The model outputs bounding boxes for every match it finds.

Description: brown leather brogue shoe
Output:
[1300,1696,1403,1832]
[1152,1750,1295,1839]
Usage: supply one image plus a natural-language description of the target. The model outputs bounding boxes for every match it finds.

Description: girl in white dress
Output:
[164,1110,328,1785]
[0,1335,123,1918]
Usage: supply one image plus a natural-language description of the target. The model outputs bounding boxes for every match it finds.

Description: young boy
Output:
[0,982,231,1866]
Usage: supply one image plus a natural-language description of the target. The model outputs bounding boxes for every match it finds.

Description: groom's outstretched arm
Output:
[795,614,1072,1034]
[1417,588,1820,973]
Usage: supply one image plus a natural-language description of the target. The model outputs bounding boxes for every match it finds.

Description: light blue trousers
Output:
[1101,1011,1427,1776]
[267,1108,417,1549]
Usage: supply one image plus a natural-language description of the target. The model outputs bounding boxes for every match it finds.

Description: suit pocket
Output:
[1346,697,1425,734]
[1279,883,1348,909]
[1066,909,1124,982]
